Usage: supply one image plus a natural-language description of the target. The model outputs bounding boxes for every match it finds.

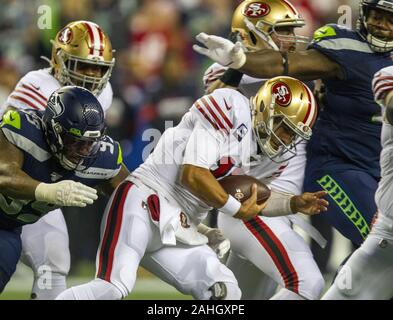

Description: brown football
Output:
[219,175,271,205]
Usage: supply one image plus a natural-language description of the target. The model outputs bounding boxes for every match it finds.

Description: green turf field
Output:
[0,263,192,300]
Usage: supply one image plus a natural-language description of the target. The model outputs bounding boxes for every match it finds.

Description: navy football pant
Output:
[304,168,378,247]
[0,228,22,293]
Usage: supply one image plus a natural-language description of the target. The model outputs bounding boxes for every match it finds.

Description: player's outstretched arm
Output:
[0,129,98,207]
[241,49,343,81]
[194,33,343,81]
[180,164,266,220]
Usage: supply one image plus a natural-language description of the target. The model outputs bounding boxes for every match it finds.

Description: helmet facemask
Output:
[242,16,309,53]
[358,2,393,53]
[54,47,114,96]
[44,117,106,171]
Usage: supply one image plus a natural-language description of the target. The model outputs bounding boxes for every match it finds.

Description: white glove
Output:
[198,224,230,259]
[35,180,98,207]
[193,32,247,69]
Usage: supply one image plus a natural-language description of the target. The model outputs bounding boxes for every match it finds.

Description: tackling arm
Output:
[240,49,344,81]
[0,128,39,199]
[193,33,343,81]
[0,124,98,207]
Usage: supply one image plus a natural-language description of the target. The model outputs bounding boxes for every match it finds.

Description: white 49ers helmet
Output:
[50,20,115,96]
[251,76,317,162]
[232,0,308,52]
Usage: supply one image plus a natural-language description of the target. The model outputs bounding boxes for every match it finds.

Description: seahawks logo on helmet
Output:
[47,92,65,118]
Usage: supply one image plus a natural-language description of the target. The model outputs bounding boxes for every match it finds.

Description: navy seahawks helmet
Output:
[358,0,393,52]
[43,86,106,171]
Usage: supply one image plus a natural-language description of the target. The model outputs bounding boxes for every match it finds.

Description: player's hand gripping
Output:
[198,224,230,259]
[290,191,329,215]
[193,33,247,69]
[234,184,267,220]
[35,180,98,207]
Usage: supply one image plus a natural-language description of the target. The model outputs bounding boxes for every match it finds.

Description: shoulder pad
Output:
[373,66,393,104]
[312,24,352,42]
[191,88,248,136]
[75,136,122,180]
[1,110,51,161]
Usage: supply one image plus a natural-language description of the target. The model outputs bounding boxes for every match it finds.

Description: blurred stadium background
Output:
[0,0,359,299]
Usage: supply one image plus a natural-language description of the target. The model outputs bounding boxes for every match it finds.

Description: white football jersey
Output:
[1,68,113,117]
[373,67,393,225]
[130,88,282,224]
[203,63,307,195]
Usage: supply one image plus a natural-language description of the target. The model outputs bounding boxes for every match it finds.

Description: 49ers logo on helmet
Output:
[243,2,271,18]
[58,27,73,44]
[272,82,292,107]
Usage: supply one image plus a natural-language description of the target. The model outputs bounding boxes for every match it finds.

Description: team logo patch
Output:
[180,212,190,229]
[272,82,292,107]
[234,123,248,142]
[58,27,73,44]
[243,2,270,18]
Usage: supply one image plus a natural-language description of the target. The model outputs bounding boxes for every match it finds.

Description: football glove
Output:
[35,180,98,207]
[193,33,246,70]
[198,224,231,259]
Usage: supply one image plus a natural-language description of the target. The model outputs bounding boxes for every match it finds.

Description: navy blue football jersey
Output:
[307,24,393,178]
[0,109,122,229]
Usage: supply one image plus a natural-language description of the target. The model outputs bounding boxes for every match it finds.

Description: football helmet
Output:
[50,20,115,96]
[250,76,317,162]
[357,0,393,53]
[231,0,308,52]
[43,86,106,171]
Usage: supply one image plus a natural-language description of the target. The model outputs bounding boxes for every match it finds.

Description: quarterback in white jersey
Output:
[56,76,327,300]
[323,66,393,300]
[0,20,115,300]
[202,0,325,300]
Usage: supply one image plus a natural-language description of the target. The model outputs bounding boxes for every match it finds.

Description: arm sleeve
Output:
[308,24,355,81]
[4,74,47,111]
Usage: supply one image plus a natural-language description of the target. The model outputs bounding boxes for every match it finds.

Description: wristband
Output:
[219,195,241,216]
[220,68,244,87]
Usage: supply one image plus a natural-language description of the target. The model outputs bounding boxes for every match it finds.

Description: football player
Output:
[322,66,393,299]
[0,86,129,293]
[194,0,393,250]
[203,0,326,300]
[56,76,328,300]
[0,20,115,299]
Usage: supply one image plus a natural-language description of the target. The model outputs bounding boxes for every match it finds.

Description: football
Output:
[219,175,271,205]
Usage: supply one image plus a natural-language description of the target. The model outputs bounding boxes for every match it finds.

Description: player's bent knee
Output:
[209,282,241,300]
